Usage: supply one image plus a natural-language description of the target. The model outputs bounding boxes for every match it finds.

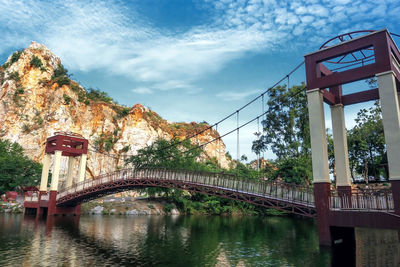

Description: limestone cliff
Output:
[0,42,229,182]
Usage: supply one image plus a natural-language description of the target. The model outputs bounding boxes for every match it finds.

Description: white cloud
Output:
[216,89,263,101]
[132,87,153,94]
[0,0,397,96]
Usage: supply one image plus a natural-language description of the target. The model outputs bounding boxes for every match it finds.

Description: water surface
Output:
[0,214,398,266]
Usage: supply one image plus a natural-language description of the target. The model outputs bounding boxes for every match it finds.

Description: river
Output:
[0,214,398,266]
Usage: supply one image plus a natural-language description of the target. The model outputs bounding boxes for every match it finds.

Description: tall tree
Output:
[260,83,310,159]
[347,101,385,182]
[253,83,312,184]
[0,139,42,194]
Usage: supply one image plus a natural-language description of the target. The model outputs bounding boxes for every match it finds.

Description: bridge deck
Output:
[54,168,395,218]
[57,168,316,217]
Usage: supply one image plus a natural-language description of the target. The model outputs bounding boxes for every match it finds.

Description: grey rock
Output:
[126,209,139,215]
[91,206,104,214]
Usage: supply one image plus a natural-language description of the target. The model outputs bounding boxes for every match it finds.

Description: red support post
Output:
[314,182,332,246]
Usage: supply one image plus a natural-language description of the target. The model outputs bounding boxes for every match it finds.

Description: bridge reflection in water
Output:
[1,214,399,267]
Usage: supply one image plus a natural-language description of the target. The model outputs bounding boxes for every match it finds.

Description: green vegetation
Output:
[121,145,130,153]
[30,55,43,69]
[252,83,312,185]
[2,50,22,69]
[63,94,71,105]
[13,87,25,106]
[253,82,387,185]
[33,115,44,126]
[9,71,20,83]
[0,139,41,194]
[125,138,279,215]
[86,88,113,103]
[56,76,71,87]
[113,106,131,119]
[15,87,24,95]
[94,132,119,152]
[22,124,30,133]
[53,63,68,78]
[52,63,71,87]
[347,101,385,183]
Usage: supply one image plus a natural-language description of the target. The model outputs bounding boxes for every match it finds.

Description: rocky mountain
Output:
[0,42,229,182]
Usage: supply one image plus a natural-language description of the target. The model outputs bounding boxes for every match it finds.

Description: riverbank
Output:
[81,196,286,216]
[0,201,23,213]
[81,198,180,215]
[1,196,286,216]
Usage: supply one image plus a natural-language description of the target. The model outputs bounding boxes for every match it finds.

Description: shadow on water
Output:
[0,214,399,266]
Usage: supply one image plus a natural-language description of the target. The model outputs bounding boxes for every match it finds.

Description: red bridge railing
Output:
[329,188,394,212]
[57,168,315,207]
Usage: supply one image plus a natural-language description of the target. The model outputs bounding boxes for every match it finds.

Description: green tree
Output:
[125,137,204,170]
[0,139,42,194]
[253,83,312,184]
[347,101,385,182]
[260,83,310,159]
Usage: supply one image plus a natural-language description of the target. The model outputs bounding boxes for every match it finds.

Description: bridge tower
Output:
[305,29,400,246]
[37,132,88,217]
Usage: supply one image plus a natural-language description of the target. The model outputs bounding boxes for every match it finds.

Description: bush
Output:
[63,94,71,105]
[30,56,43,68]
[121,145,130,153]
[55,76,70,87]
[15,87,24,95]
[104,137,115,152]
[22,123,30,133]
[116,107,130,118]
[2,51,22,69]
[10,51,22,64]
[9,72,20,83]
[164,203,174,213]
[87,88,113,103]
[53,63,68,78]
[34,116,43,126]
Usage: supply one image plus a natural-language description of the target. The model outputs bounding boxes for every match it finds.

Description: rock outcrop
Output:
[0,42,229,183]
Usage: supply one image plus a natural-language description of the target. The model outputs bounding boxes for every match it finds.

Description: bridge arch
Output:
[56,168,316,217]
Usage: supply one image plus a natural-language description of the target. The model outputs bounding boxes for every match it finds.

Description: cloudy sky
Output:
[1,0,399,160]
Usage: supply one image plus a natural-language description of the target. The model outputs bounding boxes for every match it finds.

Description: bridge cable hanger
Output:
[89,60,305,160]
[87,30,400,162]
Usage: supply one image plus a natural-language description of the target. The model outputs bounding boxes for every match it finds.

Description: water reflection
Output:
[0,214,398,266]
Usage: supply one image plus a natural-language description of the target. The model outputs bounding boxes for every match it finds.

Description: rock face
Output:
[0,42,229,183]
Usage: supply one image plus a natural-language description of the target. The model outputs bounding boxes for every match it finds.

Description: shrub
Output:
[34,116,44,126]
[53,63,68,78]
[15,87,24,95]
[116,107,130,118]
[10,51,22,65]
[87,88,113,103]
[0,69,4,85]
[22,123,30,133]
[2,51,22,69]
[121,145,130,153]
[55,76,70,87]
[30,56,43,68]
[104,137,115,152]
[164,203,174,213]
[9,72,20,83]
[71,84,80,93]
[63,94,71,105]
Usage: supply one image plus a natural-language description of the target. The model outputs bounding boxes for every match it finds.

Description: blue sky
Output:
[1,0,400,161]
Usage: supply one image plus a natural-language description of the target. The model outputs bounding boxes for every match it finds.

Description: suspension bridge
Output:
[24,29,400,247]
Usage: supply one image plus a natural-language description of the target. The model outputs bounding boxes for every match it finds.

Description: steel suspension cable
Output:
[236,110,239,162]
[86,61,306,162]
